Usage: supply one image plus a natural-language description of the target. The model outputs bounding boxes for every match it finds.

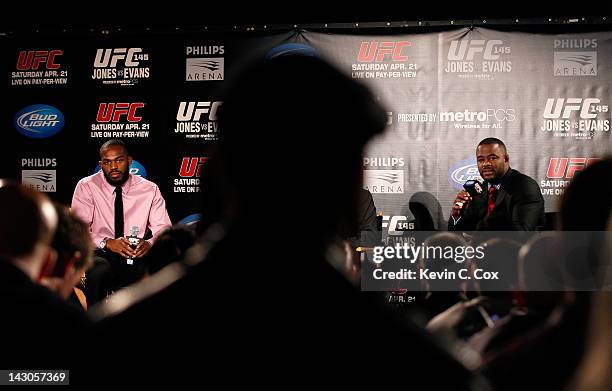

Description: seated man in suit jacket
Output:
[448,137,545,232]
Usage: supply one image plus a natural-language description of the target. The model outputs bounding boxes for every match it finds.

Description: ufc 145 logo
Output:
[444,40,512,75]
[94,48,148,68]
[174,102,222,140]
[382,215,415,236]
[541,98,610,136]
[176,102,221,122]
[92,48,150,85]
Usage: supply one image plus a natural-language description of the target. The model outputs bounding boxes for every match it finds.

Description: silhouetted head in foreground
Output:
[201,55,388,245]
[560,157,612,231]
[0,181,58,281]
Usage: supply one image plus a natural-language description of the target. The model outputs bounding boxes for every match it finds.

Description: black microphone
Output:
[463,178,485,198]
[454,178,484,211]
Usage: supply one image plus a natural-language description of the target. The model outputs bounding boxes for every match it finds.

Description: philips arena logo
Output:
[364,170,404,194]
[448,158,482,191]
[21,157,58,193]
[14,104,65,138]
[186,45,224,81]
[553,38,597,77]
[363,157,405,194]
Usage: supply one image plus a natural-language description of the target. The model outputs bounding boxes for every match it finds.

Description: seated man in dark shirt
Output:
[449,137,545,233]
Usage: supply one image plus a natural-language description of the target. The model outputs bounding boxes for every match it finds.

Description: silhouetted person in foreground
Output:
[0,181,91,369]
[42,203,94,310]
[143,225,196,275]
[90,55,477,388]
[481,158,612,391]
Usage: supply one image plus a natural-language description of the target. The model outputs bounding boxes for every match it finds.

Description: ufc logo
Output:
[382,216,413,236]
[546,158,600,179]
[16,50,63,70]
[358,41,410,62]
[543,98,599,119]
[179,157,208,177]
[447,40,503,61]
[176,102,222,121]
[94,48,142,68]
[96,103,144,122]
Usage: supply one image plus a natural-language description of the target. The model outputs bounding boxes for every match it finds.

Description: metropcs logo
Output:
[14,104,65,138]
[445,39,512,79]
[439,108,515,129]
[175,101,222,140]
[553,38,597,77]
[352,41,417,79]
[540,98,609,140]
[21,157,57,193]
[448,158,482,191]
[92,48,150,86]
[91,103,150,139]
[540,157,600,196]
[174,157,208,193]
[186,45,224,81]
[12,50,68,86]
[396,108,515,129]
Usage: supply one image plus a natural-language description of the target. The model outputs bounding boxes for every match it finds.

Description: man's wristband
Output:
[99,237,110,251]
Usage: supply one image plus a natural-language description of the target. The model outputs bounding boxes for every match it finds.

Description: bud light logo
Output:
[94,159,147,178]
[266,43,319,59]
[178,213,201,226]
[448,158,482,191]
[14,105,65,138]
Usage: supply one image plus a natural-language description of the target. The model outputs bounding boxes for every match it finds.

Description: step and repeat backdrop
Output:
[2,27,611,236]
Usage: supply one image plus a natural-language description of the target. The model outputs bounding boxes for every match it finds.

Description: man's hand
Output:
[426,296,487,333]
[133,240,152,259]
[106,238,136,259]
[451,190,472,218]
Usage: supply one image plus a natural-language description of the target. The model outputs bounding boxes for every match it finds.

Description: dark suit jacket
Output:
[348,188,381,247]
[0,259,91,369]
[448,168,545,232]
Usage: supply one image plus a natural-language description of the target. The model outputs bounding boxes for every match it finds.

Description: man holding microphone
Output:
[449,138,544,232]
